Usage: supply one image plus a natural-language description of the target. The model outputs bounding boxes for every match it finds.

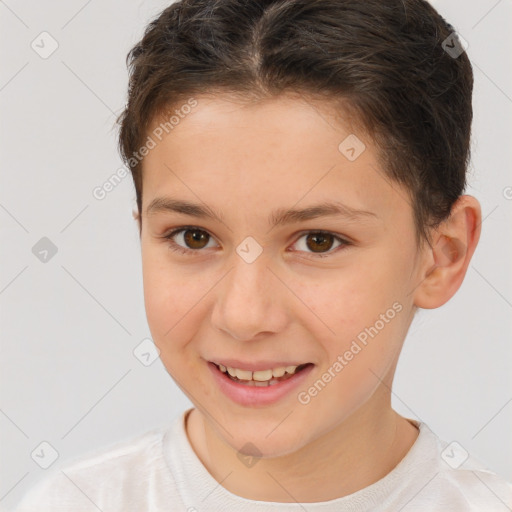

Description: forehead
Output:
[148,92,358,154]
[141,93,412,226]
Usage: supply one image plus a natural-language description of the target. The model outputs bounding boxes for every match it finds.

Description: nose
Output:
[210,255,288,341]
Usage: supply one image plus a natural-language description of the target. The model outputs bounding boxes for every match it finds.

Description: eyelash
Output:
[161,226,351,259]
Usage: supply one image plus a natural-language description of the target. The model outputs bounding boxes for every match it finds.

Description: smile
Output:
[212,362,311,387]
[208,361,315,406]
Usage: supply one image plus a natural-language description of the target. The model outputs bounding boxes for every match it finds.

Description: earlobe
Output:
[413,195,482,309]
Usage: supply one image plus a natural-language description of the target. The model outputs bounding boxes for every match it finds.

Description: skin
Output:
[137,92,481,502]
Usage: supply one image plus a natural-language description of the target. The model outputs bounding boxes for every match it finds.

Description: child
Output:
[15,0,512,510]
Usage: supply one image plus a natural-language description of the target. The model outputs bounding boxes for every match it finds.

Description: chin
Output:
[220,419,312,459]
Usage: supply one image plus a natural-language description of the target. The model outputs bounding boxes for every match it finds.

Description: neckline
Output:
[163,408,439,510]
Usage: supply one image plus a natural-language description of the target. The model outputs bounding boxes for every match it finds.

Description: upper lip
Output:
[209,359,312,371]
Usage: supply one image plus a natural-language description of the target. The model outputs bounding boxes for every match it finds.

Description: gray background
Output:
[1,0,511,509]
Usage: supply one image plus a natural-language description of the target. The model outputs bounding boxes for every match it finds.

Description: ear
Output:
[132,208,141,236]
[413,195,482,309]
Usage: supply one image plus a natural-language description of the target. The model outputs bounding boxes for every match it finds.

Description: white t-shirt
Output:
[14,408,512,511]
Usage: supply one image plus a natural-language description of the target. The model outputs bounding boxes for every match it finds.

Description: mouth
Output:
[207,359,315,406]
[211,361,313,387]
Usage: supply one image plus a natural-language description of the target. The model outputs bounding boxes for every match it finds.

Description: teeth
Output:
[235,368,252,381]
[272,367,286,378]
[253,369,273,381]
[234,379,280,387]
[217,364,304,382]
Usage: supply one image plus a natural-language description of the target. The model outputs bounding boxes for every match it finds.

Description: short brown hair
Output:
[117,0,473,245]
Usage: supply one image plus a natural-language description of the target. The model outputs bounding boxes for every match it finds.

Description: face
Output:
[139,93,426,457]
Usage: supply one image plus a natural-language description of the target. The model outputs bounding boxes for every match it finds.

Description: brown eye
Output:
[164,227,217,254]
[164,227,349,258]
[305,232,335,253]
[182,229,210,249]
[292,231,348,258]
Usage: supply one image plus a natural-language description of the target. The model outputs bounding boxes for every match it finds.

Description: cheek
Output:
[294,263,400,339]
[142,265,210,389]
[141,248,199,352]
[293,260,409,380]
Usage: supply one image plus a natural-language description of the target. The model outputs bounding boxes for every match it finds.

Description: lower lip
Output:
[207,361,314,407]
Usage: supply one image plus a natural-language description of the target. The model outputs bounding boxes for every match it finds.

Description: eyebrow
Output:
[146,197,378,227]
